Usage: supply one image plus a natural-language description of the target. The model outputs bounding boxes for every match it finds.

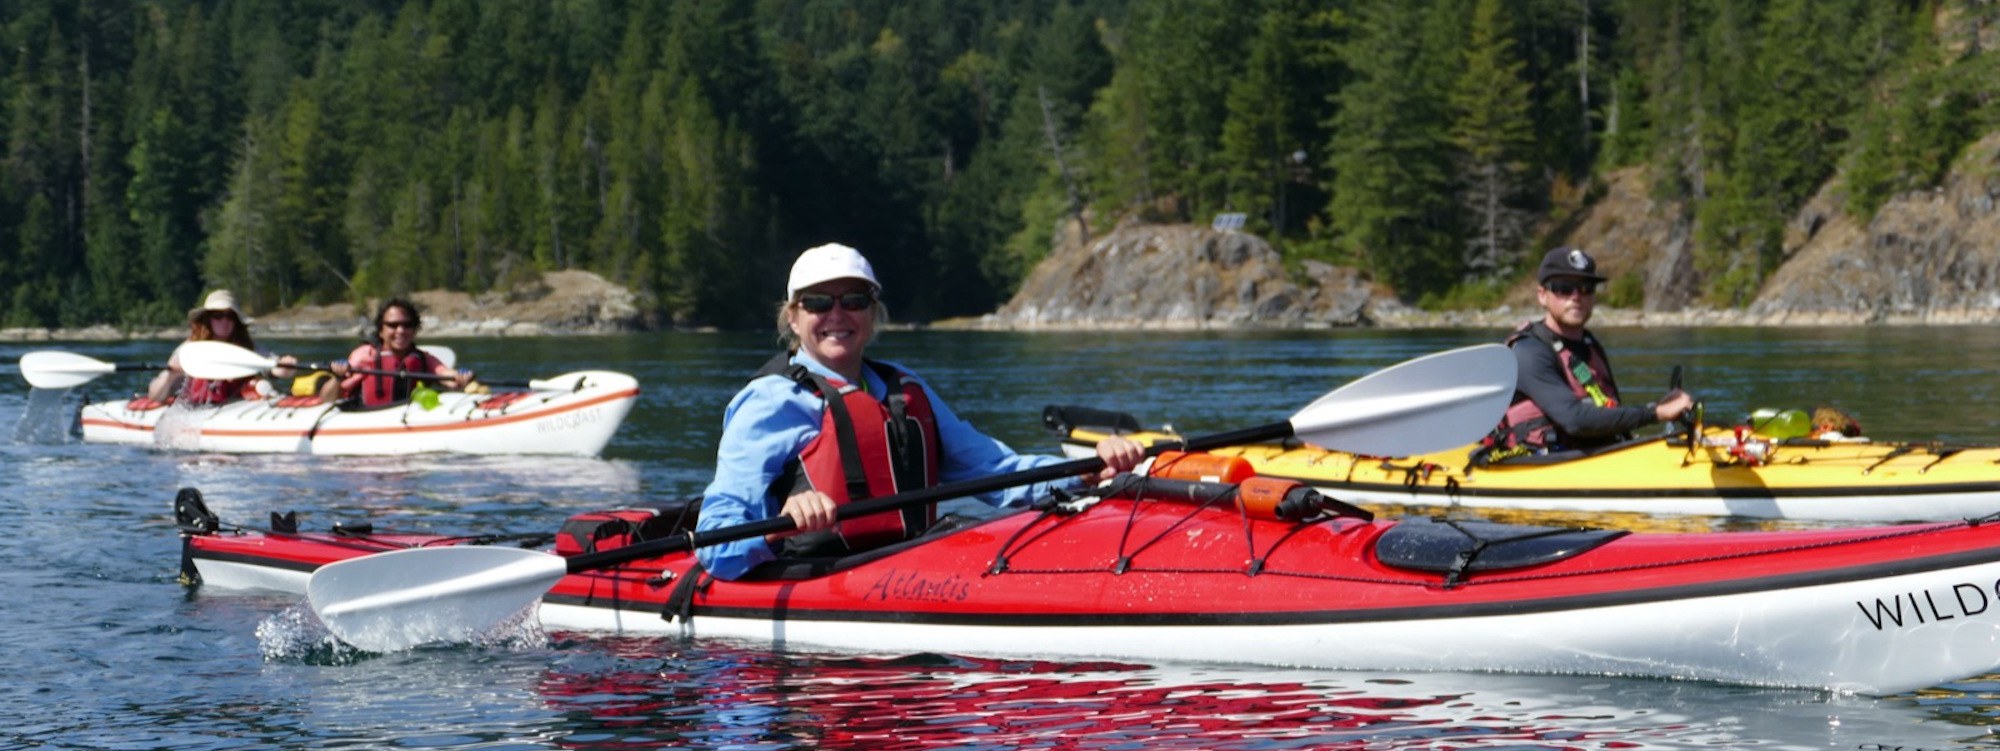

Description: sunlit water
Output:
[6,327,2000,749]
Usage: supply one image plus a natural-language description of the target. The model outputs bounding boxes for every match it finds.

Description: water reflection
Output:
[521,640,1988,751]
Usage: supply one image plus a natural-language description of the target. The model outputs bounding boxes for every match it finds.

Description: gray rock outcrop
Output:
[255,270,645,338]
[1751,132,2000,324]
[980,224,1386,329]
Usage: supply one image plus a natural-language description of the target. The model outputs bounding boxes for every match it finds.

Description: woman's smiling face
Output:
[378,306,421,352]
[787,278,877,378]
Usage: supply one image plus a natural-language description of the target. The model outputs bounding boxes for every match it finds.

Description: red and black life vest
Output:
[352,345,445,408]
[181,376,254,405]
[1486,320,1622,451]
[756,354,942,556]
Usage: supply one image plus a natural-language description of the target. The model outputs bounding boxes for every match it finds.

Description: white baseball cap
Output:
[786,243,880,299]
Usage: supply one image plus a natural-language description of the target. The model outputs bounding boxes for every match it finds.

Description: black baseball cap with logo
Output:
[1536,247,1607,284]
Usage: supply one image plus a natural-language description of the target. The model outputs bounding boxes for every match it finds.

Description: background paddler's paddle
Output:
[177,340,574,392]
[421,344,457,369]
[306,343,1518,652]
[17,351,164,389]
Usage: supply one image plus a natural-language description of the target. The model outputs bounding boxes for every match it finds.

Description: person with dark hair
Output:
[1483,247,1692,458]
[695,243,1144,581]
[319,298,473,407]
[150,290,297,404]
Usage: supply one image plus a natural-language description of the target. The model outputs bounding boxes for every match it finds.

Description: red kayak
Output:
[175,468,2000,696]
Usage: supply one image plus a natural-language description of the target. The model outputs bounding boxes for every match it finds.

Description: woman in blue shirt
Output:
[696,243,1144,580]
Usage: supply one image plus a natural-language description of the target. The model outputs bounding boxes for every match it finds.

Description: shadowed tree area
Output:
[0,0,1993,328]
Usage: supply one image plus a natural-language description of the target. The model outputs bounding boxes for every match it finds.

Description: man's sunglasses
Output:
[1546,280,1598,297]
[797,292,875,313]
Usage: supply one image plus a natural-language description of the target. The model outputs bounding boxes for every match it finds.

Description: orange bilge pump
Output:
[1144,451,1366,522]
[1148,450,1255,484]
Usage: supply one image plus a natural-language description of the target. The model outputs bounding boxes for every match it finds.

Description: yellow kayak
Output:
[1050,407,2000,523]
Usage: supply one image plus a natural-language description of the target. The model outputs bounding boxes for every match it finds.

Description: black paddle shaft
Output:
[340,365,546,391]
[562,420,1298,573]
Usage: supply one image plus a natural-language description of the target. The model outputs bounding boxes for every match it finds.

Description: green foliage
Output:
[1324,0,1460,301]
[1844,9,1991,219]
[0,0,1989,328]
[1600,272,1645,308]
[1447,0,1538,280]
[1419,275,1513,310]
[1219,0,1335,239]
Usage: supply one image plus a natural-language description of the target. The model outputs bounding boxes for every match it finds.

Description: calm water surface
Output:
[5,327,2000,750]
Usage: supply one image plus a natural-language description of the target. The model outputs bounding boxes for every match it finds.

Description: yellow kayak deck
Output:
[1065,426,2000,523]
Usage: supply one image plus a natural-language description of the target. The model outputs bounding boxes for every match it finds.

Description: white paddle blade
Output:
[176,341,279,380]
[421,345,457,368]
[307,546,566,652]
[18,351,116,389]
[1291,344,1517,457]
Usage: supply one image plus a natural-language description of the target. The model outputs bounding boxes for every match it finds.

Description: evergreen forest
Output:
[2,0,1996,329]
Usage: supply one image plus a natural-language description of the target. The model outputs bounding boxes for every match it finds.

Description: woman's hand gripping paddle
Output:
[305,344,1518,651]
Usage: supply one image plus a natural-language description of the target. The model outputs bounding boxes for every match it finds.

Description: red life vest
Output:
[761,356,942,555]
[182,376,254,405]
[351,345,445,408]
[1487,320,1622,452]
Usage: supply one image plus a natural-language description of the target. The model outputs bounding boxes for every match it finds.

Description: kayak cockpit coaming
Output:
[740,510,1023,581]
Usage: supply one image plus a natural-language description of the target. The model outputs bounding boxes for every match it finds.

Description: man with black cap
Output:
[1482,247,1692,458]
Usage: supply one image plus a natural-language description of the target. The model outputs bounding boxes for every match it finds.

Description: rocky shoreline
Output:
[933,304,2000,332]
[11,294,2000,344]
[1,270,651,342]
[10,250,2000,344]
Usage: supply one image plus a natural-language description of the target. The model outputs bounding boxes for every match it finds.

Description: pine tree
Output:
[1448,0,1537,281]
[1324,0,1457,300]
[1118,0,1253,220]
[1219,0,1330,238]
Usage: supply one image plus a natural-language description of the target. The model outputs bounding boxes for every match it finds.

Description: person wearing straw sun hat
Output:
[1481,247,1692,458]
[694,242,1144,581]
[148,290,298,404]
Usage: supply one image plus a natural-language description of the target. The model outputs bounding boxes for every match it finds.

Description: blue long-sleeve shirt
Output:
[695,353,1078,580]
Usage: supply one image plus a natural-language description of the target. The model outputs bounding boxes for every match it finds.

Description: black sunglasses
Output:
[1546,280,1598,297]
[380,319,419,330]
[797,292,875,313]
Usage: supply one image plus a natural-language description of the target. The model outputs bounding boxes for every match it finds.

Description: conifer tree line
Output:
[2,0,1994,329]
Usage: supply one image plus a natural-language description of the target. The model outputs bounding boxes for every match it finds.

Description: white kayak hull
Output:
[540,560,2000,696]
[82,370,638,456]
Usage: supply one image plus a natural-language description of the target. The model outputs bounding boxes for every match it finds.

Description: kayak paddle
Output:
[306,343,1518,652]
[176,341,573,392]
[17,351,163,389]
